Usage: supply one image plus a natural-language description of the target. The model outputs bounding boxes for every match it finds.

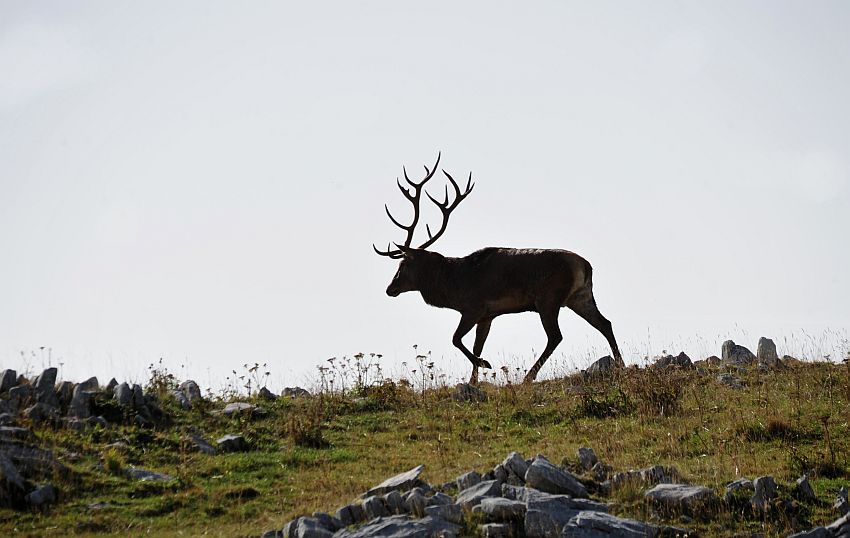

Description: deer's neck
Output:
[417,256,464,310]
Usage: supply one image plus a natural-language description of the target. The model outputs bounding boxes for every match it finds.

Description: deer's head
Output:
[374,152,474,296]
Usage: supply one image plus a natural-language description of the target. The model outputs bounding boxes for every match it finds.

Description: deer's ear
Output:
[394,244,416,258]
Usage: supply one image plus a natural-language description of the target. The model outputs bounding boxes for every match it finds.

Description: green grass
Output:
[2,360,849,537]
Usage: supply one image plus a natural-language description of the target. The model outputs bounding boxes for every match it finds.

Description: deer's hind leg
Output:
[568,292,623,367]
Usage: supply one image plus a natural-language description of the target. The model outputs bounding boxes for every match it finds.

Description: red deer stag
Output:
[374,153,624,384]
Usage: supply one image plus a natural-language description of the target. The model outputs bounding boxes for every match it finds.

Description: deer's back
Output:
[452,247,591,314]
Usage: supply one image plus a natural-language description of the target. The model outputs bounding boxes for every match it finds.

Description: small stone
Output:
[794,475,817,502]
[524,457,587,498]
[724,477,754,503]
[125,467,174,482]
[258,386,277,400]
[55,381,74,407]
[105,378,118,392]
[523,489,608,538]
[751,476,778,511]
[9,384,34,411]
[186,434,216,455]
[480,523,512,538]
[457,470,482,491]
[492,463,508,483]
[333,515,460,538]
[452,383,487,402]
[25,484,58,507]
[178,380,203,406]
[221,402,257,416]
[591,462,610,482]
[131,384,145,408]
[577,448,598,471]
[717,373,743,389]
[282,518,301,538]
[216,434,247,452]
[585,355,617,376]
[282,386,310,398]
[835,486,849,515]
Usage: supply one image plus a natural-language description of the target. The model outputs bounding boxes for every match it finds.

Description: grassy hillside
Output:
[2,359,849,537]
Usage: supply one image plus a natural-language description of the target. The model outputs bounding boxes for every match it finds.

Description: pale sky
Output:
[1,1,848,390]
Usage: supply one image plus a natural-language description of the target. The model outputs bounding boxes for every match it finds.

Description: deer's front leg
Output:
[452,314,492,384]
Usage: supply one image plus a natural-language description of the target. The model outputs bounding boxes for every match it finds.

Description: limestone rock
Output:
[452,383,487,402]
[474,496,526,522]
[751,476,778,511]
[363,495,390,519]
[502,452,529,482]
[334,514,461,538]
[258,386,277,401]
[404,488,427,517]
[456,470,482,491]
[455,479,502,509]
[78,377,99,391]
[561,510,689,538]
[25,483,57,507]
[524,489,608,538]
[757,337,780,366]
[794,474,817,502]
[282,387,311,398]
[69,385,93,418]
[114,383,132,406]
[0,369,17,394]
[365,464,425,496]
[295,517,333,538]
[585,356,616,377]
[645,483,719,515]
[186,434,216,455]
[653,352,693,368]
[717,373,743,389]
[577,448,598,471]
[33,368,58,403]
[216,434,248,452]
[835,486,849,515]
[722,340,756,365]
[125,467,173,482]
[425,503,464,524]
[221,402,257,416]
[480,523,513,538]
[724,477,754,504]
[335,502,366,526]
[524,457,587,498]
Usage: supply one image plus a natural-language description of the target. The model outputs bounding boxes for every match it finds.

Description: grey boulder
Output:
[525,457,587,498]
[645,483,718,515]
[561,510,689,538]
[334,515,460,538]
[365,464,426,496]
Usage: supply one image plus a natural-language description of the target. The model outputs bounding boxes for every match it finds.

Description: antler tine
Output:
[417,167,475,250]
[384,204,409,230]
[373,242,403,258]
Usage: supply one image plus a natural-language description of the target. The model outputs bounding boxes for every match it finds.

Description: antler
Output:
[373,152,441,258]
[418,170,474,250]
[374,153,474,258]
